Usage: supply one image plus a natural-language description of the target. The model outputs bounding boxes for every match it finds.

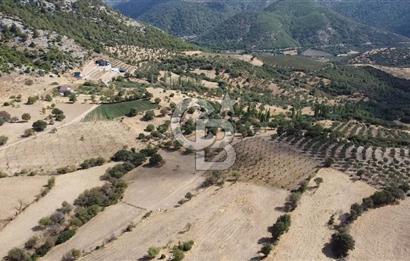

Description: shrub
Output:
[261,244,272,256]
[80,157,105,169]
[21,113,31,121]
[145,124,155,132]
[24,236,38,250]
[271,214,291,242]
[178,240,194,251]
[127,108,137,117]
[32,120,47,132]
[149,153,163,166]
[22,128,34,137]
[285,192,301,212]
[26,96,38,105]
[171,247,185,261]
[142,110,155,121]
[323,157,334,167]
[0,135,8,146]
[5,248,31,261]
[56,229,76,245]
[62,249,81,261]
[39,216,53,227]
[330,232,355,258]
[147,246,160,258]
[69,94,77,103]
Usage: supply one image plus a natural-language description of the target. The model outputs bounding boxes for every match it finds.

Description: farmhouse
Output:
[95,59,110,67]
[58,85,73,96]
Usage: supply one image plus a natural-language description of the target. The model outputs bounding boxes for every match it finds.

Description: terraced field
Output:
[275,127,410,188]
[223,136,319,189]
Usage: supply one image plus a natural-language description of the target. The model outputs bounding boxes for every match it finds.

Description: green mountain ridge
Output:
[197,0,408,50]
[321,0,410,38]
[110,0,276,37]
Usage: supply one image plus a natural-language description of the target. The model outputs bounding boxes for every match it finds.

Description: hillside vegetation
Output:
[323,0,410,38]
[197,0,407,50]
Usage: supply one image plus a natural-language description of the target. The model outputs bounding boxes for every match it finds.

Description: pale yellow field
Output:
[0,176,48,230]
[269,168,375,261]
[0,164,113,258]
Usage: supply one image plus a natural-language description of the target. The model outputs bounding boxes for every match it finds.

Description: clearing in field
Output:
[83,100,156,121]
[82,182,289,261]
[349,198,410,260]
[269,168,375,260]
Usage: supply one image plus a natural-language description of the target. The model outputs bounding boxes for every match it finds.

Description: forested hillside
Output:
[0,0,192,73]
[197,0,407,50]
[322,0,410,38]
[110,0,275,37]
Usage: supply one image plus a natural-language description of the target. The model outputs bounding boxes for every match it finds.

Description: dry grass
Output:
[82,182,288,261]
[43,151,203,260]
[0,176,48,230]
[350,198,410,261]
[269,168,375,260]
[0,164,113,258]
[0,121,137,174]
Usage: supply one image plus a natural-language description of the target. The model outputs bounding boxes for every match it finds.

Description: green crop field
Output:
[83,100,156,121]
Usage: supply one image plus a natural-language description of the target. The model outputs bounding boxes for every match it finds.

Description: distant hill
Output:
[109,0,275,37]
[0,0,192,73]
[321,0,410,38]
[197,0,408,50]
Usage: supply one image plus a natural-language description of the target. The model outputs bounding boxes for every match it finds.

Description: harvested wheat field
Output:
[42,152,204,260]
[269,168,375,261]
[0,164,113,258]
[0,121,138,174]
[224,136,319,189]
[349,198,410,261]
[0,176,48,229]
[81,182,288,261]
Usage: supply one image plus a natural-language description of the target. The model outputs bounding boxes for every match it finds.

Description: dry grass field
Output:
[81,182,288,261]
[0,102,95,145]
[349,198,410,261]
[0,73,75,102]
[42,152,204,260]
[0,176,48,230]
[269,168,375,261]
[0,164,113,258]
[0,121,137,174]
